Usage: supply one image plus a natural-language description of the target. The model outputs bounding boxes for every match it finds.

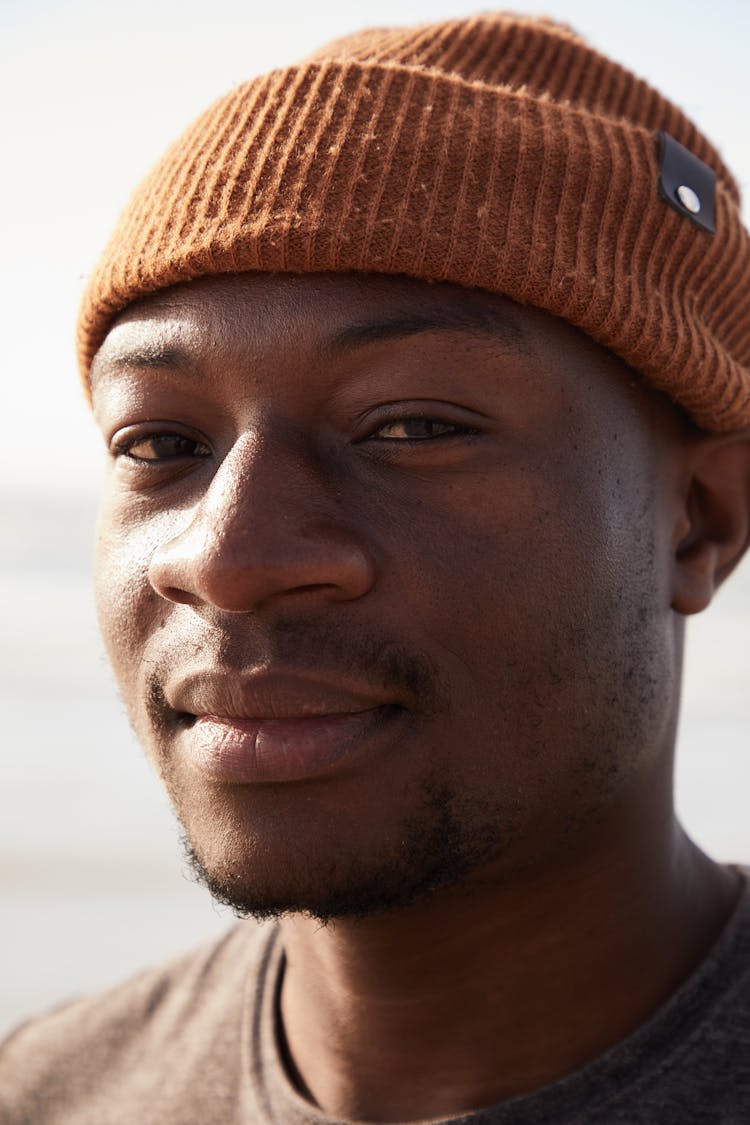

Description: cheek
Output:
[386,452,671,801]
[93,499,167,708]
[380,459,603,652]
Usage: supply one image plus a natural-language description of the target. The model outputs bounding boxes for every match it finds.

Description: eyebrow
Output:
[323,306,534,358]
[91,301,534,386]
[90,343,195,388]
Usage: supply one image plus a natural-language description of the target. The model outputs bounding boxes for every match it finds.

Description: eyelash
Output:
[112,432,211,463]
[368,417,478,442]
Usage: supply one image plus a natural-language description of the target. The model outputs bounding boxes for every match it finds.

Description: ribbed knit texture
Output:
[77,13,750,431]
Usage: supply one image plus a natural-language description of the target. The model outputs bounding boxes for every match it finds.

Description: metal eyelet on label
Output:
[676,184,701,214]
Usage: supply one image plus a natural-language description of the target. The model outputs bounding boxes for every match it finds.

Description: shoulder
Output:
[0,920,277,1125]
[596,866,750,1121]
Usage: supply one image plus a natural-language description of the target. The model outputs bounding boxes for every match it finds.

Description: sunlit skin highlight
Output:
[91,272,748,1122]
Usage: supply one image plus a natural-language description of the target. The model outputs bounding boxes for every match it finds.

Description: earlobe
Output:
[671,430,750,617]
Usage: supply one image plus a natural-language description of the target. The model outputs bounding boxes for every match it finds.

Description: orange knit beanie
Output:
[77,13,750,431]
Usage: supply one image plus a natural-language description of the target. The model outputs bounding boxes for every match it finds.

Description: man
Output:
[2,12,749,1123]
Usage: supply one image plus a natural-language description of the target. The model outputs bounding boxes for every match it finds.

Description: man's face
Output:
[91,273,688,920]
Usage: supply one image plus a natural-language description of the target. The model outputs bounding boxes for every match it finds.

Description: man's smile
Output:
[163,668,409,784]
[181,708,406,785]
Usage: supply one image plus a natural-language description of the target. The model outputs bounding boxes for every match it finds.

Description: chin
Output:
[173,775,520,923]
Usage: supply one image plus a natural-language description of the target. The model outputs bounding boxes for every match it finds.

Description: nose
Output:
[148,431,377,612]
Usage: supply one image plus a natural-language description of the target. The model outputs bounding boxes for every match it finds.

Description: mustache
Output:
[143,618,447,720]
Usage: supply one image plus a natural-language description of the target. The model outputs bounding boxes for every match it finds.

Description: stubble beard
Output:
[175,773,521,924]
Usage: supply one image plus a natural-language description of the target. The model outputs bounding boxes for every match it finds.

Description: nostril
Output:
[156,585,202,606]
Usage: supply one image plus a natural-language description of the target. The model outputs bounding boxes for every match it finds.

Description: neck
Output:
[278,784,739,1122]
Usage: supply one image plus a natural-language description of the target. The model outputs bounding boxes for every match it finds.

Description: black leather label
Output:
[658,131,716,235]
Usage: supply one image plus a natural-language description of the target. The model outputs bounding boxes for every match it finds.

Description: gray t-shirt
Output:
[2,868,749,1123]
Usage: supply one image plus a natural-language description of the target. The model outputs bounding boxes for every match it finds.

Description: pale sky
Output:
[1,0,749,491]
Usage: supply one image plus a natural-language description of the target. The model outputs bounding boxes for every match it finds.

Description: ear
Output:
[672,429,750,615]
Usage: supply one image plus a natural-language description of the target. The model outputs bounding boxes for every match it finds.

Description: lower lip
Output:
[180,707,403,784]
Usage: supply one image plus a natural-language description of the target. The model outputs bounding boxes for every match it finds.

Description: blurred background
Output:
[1,0,748,1036]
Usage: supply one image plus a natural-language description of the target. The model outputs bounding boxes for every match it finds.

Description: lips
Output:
[168,669,398,721]
[163,670,407,784]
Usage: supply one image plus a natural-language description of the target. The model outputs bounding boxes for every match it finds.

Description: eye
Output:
[112,429,211,463]
[371,417,474,441]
